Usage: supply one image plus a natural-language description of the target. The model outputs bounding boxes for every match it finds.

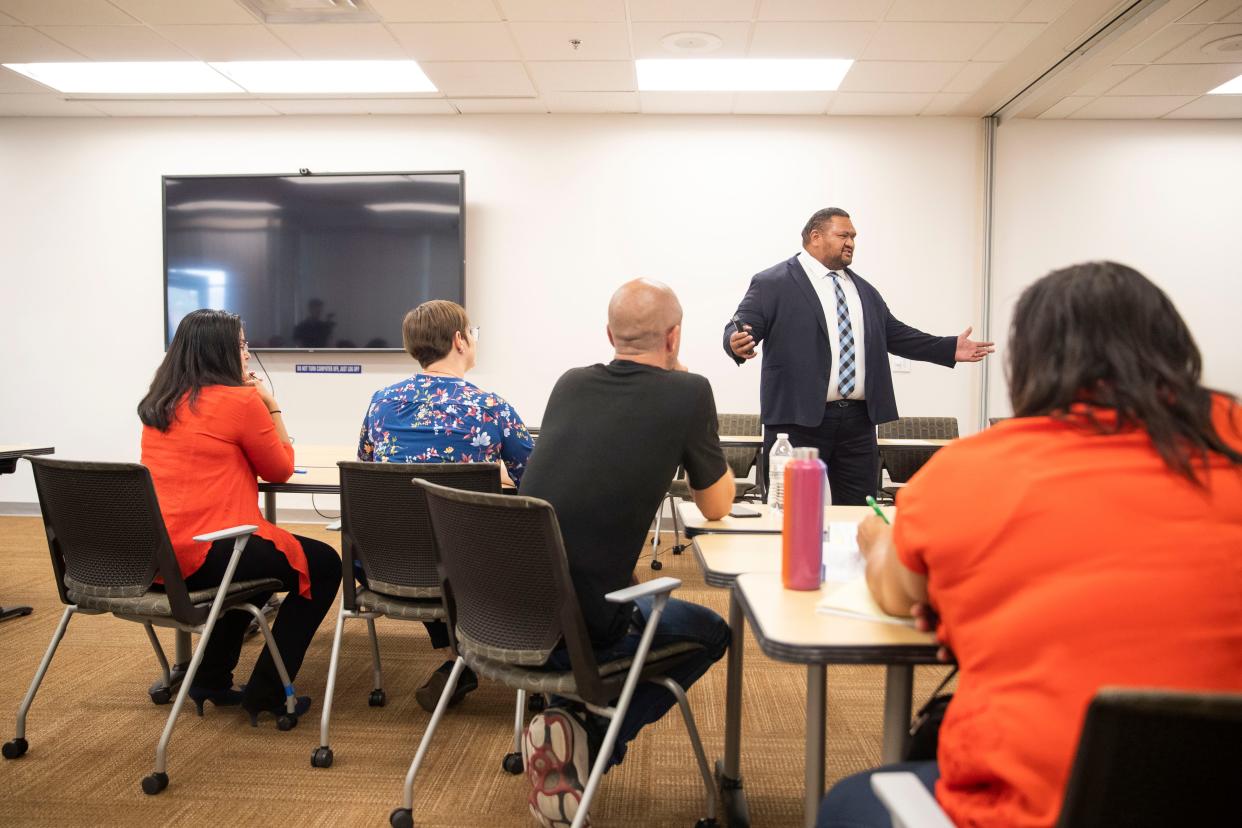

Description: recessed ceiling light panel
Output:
[2,62,242,94]
[1207,73,1242,94]
[636,59,853,92]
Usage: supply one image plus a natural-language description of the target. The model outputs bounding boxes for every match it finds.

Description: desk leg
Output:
[804,664,827,828]
[882,665,914,763]
[715,590,751,827]
[264,491,276,523]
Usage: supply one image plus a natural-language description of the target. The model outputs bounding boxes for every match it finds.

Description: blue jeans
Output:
[545,596,729,770]
[816,761,940,828]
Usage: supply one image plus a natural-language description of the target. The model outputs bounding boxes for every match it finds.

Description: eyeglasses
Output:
[240,339,250,351]
[467,326,480,342]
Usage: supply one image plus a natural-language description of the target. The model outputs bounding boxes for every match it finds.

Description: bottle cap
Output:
[793,447,819,459]
[777,432,789,439]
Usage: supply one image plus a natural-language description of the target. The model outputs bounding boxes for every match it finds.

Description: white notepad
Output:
[815,577,916,627]
[822,522,865,582]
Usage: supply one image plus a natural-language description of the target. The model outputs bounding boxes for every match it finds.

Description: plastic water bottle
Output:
[767,433,794,511]
[782,447,826,591]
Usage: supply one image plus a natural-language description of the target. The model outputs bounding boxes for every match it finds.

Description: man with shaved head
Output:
[518,279,734,827]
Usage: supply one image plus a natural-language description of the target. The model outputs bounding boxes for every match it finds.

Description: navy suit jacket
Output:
[724,255,957,427]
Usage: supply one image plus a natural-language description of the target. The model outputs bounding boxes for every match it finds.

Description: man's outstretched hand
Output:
[955,326,995,363]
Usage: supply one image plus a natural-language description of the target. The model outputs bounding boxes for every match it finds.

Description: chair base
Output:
[2,737,28,759]
[389,807,413,828]
[140,771,169,796]
[311,746,334,768]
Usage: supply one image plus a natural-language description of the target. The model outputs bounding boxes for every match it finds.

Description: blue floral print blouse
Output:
[358,375,534,484]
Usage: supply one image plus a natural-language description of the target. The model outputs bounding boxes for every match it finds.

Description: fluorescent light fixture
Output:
[366,202,458,214]
[636,59,853,92]
[1,62,243,94]
[210,61,437,94]
[169,200,282,212]
[1207,73,1242,94]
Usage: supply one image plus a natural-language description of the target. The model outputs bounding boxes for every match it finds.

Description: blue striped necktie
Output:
[829,271,856,397]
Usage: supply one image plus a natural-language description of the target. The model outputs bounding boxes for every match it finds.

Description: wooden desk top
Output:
[734,571,937,665]
[263,445,516,493]
[692,516,883,587]
[878,438,953,448]
[678,501,889,536]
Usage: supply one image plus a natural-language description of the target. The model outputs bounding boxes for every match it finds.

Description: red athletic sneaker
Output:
[522,708,592,828]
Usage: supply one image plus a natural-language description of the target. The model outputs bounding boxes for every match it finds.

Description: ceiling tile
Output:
[886,0,1026,23]
[88,99,279,116]
[920,92,970,115]
[1109,62,1242,95]
[420,61,535,97]
[732,90,833,113]
[828,91,933,114]
[1157,23,1242,63]
[973,22,1044,61]
[1163,93,1242,117]
[510,21,631,60]
[389,23,520,60]
[498,1,625,21]
[0,93,104,115]
[1068,95,1197,118]
[942,61,1001,92]
[1073,63,1140,96]
[108,0,256,25]
[270,23,405,59]
[1036,95,1091,118]
[1227,8,1242,21]
[0,0,135,26]
[36,25,191,60]
[265,98,457,115]
[0,64,52,91]
[528,60,635,91]
[1013,0,1076,23]
[757,0,888,21]
[0,11,18,24]
[749,22,878,58]
[640,90,732,113]
[545,90,638,111]
[154,25,298,60]
[631,21,751,58]
[1179,1,1242,24]
[1115,24,1205,64]
[862,22,1001,61]
[453,97,548,112]
[0,25,85,60]
[838,61,963,93]
[368,0,502,22]
[628,1,755,21]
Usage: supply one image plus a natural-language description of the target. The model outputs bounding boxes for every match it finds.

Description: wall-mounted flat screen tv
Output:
[163,171,464,350]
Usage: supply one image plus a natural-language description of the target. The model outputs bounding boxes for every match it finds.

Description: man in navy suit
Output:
[724,207,994,505]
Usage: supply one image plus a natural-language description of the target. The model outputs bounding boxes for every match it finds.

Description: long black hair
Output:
[1007,261,1241,485]
[139,309,245,431]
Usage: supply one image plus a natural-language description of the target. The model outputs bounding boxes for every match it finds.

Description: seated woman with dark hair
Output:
[139,309,342,725]
[819,262,1242,828]
[358,299,534,711]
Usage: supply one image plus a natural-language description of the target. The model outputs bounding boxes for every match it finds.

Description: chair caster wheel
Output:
[651,559,663,570]
[141,772,169,795]
[672,544,686,555]
[149,687,172,705]
[369,689,386,707]
[502,752,523,774]
[389,807,414,828]
[276,714,298,732]
[694,819,718,827]
[527,694,546,713]
[311,746,334,768]
[3,738,28,759]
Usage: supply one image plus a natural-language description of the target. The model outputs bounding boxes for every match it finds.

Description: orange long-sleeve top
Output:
[141,385,310,599]
[894,395,1242,828]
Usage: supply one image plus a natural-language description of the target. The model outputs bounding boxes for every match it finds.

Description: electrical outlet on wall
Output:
[891,356,912,373]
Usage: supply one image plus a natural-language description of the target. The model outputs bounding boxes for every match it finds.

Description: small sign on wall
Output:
[296,364,362,374]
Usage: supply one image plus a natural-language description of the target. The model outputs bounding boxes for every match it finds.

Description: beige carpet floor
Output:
[0,517,950,827]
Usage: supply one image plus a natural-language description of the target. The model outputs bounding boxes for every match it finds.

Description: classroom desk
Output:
[1,445,54,622]
[735,572,938,828]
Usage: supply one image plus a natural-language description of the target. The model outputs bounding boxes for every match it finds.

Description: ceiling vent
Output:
[1201,34,1242,57]
[237,0,379,24]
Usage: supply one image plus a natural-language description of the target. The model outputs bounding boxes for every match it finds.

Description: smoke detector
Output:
[1201,34,1242,56]
[238,0,379,24]
[660,31,724,54]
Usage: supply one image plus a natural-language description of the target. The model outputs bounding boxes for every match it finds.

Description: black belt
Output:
[828,399,864,408]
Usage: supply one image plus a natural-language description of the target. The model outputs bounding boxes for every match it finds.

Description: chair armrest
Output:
[605,577,681,604]
[870,772,955,828]
[192,524,259,543]
[325,520,341,532]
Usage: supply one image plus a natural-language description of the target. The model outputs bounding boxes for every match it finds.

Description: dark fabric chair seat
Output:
[462,641,703,696]
[67,578,282,617]
[354,588,445,621]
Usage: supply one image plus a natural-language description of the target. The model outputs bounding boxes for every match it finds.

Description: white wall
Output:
[0,114,986,507]
[988,119,1242,417]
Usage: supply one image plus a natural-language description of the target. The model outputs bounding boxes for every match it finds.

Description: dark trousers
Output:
[185,534,341,707]
[817,760,940,827]
[763,400,880,506]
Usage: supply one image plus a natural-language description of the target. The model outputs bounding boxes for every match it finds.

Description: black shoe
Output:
[243,694,312,727]
[414,661,478,713]
[187,685,245,717]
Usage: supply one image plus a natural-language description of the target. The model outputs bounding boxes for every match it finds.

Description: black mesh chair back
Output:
[877,416,959,484]
[337,461,499,601]
[719,412,761,479]
[27,457,196,623]
[1055,688,1242,828]
[416,480,609,702]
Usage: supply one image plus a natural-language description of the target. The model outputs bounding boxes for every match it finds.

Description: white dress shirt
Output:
[798,249,866,401]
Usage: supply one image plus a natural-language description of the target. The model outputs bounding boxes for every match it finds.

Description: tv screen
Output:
[163,171,464,350]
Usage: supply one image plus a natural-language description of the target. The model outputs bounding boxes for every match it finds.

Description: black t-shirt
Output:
[519,360,728,647]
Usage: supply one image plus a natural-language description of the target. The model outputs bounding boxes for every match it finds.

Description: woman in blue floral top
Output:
[357,300,534,709]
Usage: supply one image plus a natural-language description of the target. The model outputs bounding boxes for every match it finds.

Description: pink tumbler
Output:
[781,447,826,590]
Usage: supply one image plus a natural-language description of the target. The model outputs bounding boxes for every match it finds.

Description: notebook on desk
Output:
[815,577,916,627]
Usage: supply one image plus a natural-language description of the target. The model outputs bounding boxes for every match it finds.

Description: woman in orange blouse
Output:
[819,262,1242,828]
[139,309,341,724]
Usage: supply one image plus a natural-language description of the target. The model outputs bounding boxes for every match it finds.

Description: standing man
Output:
[725,208,993,505]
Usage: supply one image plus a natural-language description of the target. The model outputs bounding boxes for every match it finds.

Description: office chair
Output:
[875,417,958,503]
